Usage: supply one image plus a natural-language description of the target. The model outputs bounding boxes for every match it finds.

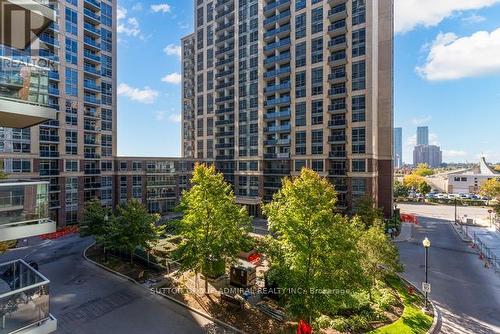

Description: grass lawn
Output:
[369,277,433,334]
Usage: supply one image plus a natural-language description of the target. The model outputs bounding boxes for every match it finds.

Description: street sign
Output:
[422,282,431,293]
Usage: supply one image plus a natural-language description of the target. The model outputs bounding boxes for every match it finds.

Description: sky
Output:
[116,0,500,163]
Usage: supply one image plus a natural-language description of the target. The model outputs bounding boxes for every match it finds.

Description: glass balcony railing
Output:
[0,180,55,242]
[0,60,50,107]
[0,259,56,334]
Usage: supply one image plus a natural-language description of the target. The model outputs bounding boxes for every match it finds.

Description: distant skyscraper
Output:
[417,126,429,145]
[413,145,442,168]
[393,127,402,168]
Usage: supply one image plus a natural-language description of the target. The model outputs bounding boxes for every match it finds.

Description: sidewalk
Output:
[394,222,413,243]
[457,224,500,273]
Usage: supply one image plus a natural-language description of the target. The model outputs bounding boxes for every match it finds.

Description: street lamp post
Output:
[422,237,431,311]
[454,198,457,223]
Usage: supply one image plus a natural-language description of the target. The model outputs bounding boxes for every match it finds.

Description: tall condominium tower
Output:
[417,126,429,146]
[393,127,402,168]
[182,0,394,216]
[0,0,117,226]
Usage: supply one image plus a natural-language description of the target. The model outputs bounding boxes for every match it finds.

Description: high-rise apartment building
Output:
[413,144,442,168]
[417,126,428,146]
[0,0,117,226]
[393,127,402,168]
[183,0,394,216]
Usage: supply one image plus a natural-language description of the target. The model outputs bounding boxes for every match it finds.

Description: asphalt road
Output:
[398,216,500,333]
[0,235,229,334]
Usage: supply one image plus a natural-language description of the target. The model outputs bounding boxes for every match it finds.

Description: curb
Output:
[449,222,472,243]
[82,242,245,334]
[398,275,441,334]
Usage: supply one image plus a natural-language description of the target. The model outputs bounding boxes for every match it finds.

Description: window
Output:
[352,61,366,91]
[296,0,306,11]
[65,100,77,125]
[311,7,323,34]
[295,159,306,171]
[101,2,113,27]
[311,37,323,64]
[311,67,323,96]
[65,37,77,65]
[295,102,306,126]
[65,67,78,96]
[101,82,112,106]
[311,160,323,172]
[296,42,306,67]
[352,0,366,25]
[311,130,323,154]
[65,160,78,172]
[352,29,366,57]
[295,131,306,155]
[296,13,306,39]
[101,54,112,78]
[352,95,366,122]
[102,108,113,131]
[101,28,113,53]
[352,178,367,194]
[352,127,366,154]
[352,159,366,172]
[311,100,323,125]
[295,71,306,98]
[65,8,77,36]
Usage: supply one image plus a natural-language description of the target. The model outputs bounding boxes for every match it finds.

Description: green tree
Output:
[113,200,162,264]
[417,181,432,196]
[354,196,384,229]
[480,178,500,199]
[81,199,112,238]
[403,174,425,189]
[394,180,409,198]
[414,163,434,176]
[358,222,403,300]
[263,169,368,321]
[174,164,251,294]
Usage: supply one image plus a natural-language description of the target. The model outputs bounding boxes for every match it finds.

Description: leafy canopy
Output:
[174,164,251,291]
[480,178,500,199]
[263,168,369,319]
[413,163,434,177]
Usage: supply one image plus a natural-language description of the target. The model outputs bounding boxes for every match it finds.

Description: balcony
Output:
[84,96,101,106]
[264,10,291,27]
[84,51,101,63]
[264,37,291,54]
[84,8,100,23]
[328,4,348,22]
[264,82,291,94]
[0,180,56,242]
[264,124,291,133]
[264,52,290,67]
[265,96,290,107]
[84,37,101,50]
[0,62,57,128]
[84,0,100,10]
[264,0,291,14]
[84,23,101,36]
[328,135,346,143]
[329,151,347,159]
[328,87,347,98]
[0,0,56,49]
[84,80,100,92]
[40,151,59,158]
[84,65,100,77]
[328,119,347,128]
[264,109,291,120]
[39,135,59,143]
[328,22,347,37]
[264,66,291,78]
[264,24,290,40]
[0,259,57,334]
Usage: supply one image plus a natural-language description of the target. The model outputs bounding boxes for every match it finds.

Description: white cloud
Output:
[117,6,141,37]
[163,44,181,58]
[416,28,500,81]
[443,150,468,159]
[151,3,171,13]
[462,13,486,23]
[395,0,500,34]
[411,116,432,125]
[154,111,181,123]
[118,83,158,104]
[132,3,143,11]
[168,113,182,123]
[161,72,182,84]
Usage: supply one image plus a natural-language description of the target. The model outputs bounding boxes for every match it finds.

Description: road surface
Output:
[0,235,230,334]
[398,214,500,333]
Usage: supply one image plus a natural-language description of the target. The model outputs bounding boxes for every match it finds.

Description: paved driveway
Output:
[398,216,500,333]
[0,235,229,334]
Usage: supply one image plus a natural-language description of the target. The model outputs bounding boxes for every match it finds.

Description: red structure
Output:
[297,320,312,334]
[400,214,419,224]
